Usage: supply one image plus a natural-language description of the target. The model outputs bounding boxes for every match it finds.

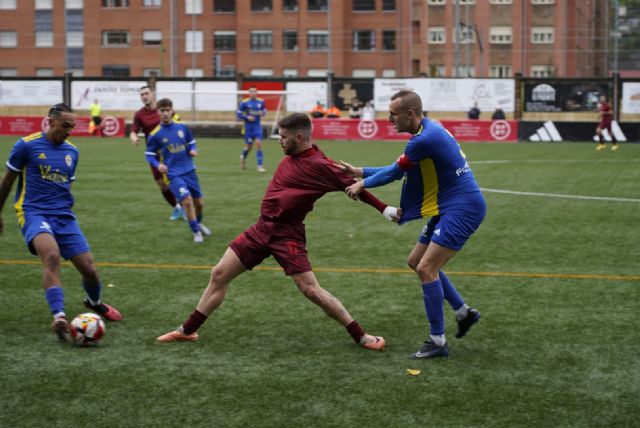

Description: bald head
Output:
[391,90,423,117]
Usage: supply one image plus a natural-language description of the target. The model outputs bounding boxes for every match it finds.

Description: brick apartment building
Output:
[0,0,608,78]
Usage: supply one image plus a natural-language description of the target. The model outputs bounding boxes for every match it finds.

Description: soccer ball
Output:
[70,313,106,346]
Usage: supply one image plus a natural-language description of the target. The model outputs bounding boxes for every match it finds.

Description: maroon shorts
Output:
[598,121,612,132]
[229,218,311,276]
[149,163,167,183]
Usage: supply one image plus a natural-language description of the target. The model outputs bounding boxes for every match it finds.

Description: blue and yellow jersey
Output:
[236,97,266,128]
[6,132,79,224]
[145,122,196,179]
[397,118,481,223]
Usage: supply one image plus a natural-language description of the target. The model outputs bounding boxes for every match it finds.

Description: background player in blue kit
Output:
[237,86,267,172]
[0,103,122,341]
[146,98,211,243]
[338,90,486,359]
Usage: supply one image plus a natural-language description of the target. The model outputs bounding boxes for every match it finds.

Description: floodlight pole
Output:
[613,0,620,121]
[454,0,461,77]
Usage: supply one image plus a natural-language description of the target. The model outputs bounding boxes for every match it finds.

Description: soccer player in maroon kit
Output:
[595,95,618,151]
[157,113,400,351]
[129,85,185,220]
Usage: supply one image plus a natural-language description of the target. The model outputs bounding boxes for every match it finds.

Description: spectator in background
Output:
[467,103,480,120]
[349,102,361,119]
[310,101,326,118]
[326,104,341,119]
[89,99,103,137]
[361,101,375,121]
[491,107,505,120]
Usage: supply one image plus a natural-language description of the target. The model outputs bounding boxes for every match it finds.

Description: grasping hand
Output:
[334,160,363,178]
[189,150,198,157]
[344,180,365,200]
[158,164,168,174]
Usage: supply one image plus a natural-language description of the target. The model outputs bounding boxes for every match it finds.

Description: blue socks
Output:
[83,281,102,304]
[188,219,199,234]
[421,280,445,335]
[256,149,263,167]
[45,286,65,315]
[241,148,249,159]
[439,270,464,311]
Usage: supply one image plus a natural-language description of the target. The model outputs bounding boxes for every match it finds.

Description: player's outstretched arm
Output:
[357,189,401,223]
[0,170,19,235]
[334,160,364,178]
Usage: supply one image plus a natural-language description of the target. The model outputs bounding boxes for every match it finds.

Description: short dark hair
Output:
[48,103,73,118]
[140,85,152,91]
[391,90,423,116]
[278,113,311,137]
[156,98,173,109]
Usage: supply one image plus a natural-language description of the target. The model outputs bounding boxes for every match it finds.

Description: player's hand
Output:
[129,132,139,146]
[383,206,402,223]
[189,150,198,157]
[334,160,363,178]
[158,164,168,174]
[344,180,365,200]
[247,115,255,122]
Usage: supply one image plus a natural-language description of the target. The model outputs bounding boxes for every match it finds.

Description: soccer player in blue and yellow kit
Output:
[237,86,267,172]
[340,90,486,359]
[0,103,122,342]
[146,98,211,243]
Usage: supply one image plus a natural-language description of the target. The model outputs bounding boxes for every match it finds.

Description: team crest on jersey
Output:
[178,130,185,139]
[38,153,47,159]
[162,138,169,143]
[65,155,72,167]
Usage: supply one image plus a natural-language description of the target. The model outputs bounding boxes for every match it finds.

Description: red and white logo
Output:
[101,116,120,137]
[489,120,511,140]
[357,120,379,139]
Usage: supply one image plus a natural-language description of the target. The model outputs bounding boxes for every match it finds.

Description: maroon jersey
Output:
[132,106,161,138]
[260,145,384,224]
[599,102,612,124]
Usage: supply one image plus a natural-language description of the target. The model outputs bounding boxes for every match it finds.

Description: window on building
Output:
[459,0,475,4]
[307,69,328,77]
[352,0,375,11]
[489,0,512,3]
[185,68,204,77]
[531,27,554,43]
[143,30,162,45]
[427,0,445,5]
[143,0,161,6]
[455,66,475,77]
[250,31,272,51]
[214,0,235,12]
[65,0,83,8]
[102,31,130,46]
[67,69,83,76]
[214,31,236,51]
[531,65,553,77]
[430,64,446,76]
[307,30,328,51]
[66,31,83,47]
[102,64,130,76]
[382,69,396,77]
[353,30,375,51]
[0,0,17,10]
[35,0,53,9]
[283,0,297,11]
[490,27,512,44]
[283,30,298,51]
[218,66,235,77]
[36,68,54,76]
[143,68,161,77]
[382,30,396,51]
[185,30,203,52]
[382,0,395,10]
[185,0,202,14]
[308,0,327,10]
[490,65,512,77]
[531,0,554,4]
[455,26,475,44]
[35,10,53,31]
[66,47,83,68]
[251,68,274,76]
[352,69,376,77]
[283,68,298,77]
[35,31,53,47]
[0,68,18,76]
[251,0,272,11]
[66,10,83,31]
[428,27,445,44]
[0,31,17,47]
[102,0,129,7]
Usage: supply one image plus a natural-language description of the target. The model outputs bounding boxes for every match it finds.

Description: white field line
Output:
[481,188,640,203]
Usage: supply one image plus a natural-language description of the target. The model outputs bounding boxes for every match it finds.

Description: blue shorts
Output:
[418,193,487,251]
[21,214,90,260]
[169,170,203,202]
[244,126,263,144]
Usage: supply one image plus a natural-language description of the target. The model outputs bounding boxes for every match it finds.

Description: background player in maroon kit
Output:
[129,85,185,220]
[156,113,401,351]
[595,95,618,151]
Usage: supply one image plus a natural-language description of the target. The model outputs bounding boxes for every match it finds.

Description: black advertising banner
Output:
[523,80,611,112]
[518,121,640,142]
[331,79,374,110]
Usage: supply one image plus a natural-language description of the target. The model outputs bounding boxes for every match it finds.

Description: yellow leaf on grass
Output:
[406,369,421,376]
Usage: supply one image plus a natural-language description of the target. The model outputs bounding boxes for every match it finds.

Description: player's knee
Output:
[210,265,231,285]
[294,279,317,298]
[40,249,60,271]
[407,256,420,272]
[415,263,439,283]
